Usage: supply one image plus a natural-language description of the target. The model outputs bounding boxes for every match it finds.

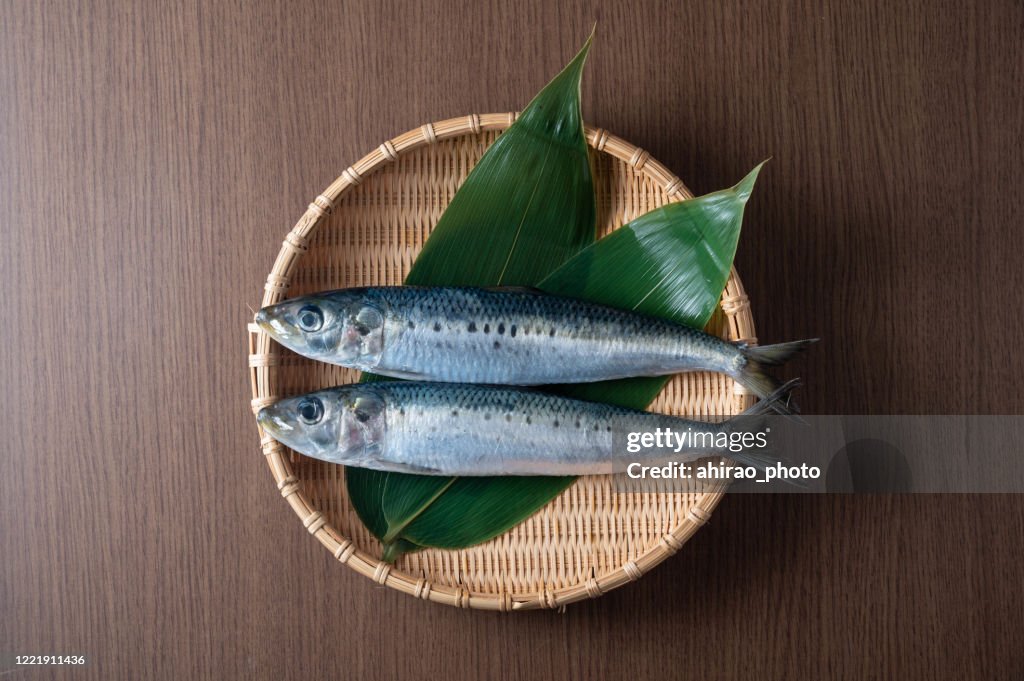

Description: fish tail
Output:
[736,377,802,419]
[725,379,808,486]
[738,338,818,366]
[732,339,817,414]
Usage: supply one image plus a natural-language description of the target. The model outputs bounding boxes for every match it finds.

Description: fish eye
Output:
[355,409,370,423]
[297,305,323,332]
[354,324,370,336]
[297,397,324,424]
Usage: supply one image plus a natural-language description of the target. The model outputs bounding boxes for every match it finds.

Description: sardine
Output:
[256,287,814,414]
[257,380,797,476]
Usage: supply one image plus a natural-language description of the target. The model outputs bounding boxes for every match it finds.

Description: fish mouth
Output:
[254,307,271,328]
[256,406,277,435]
[257,404,297,445]
[254,307,300,344]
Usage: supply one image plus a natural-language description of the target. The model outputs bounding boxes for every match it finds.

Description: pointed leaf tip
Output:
[513,31,594,136]
[541,31,593,94]
[575,27,595,65]
[733,161,767,203]
[553,30,593,87]
[557,36,589,80]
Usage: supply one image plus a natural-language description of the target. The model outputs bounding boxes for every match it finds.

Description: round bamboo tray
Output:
[248,113,758,611]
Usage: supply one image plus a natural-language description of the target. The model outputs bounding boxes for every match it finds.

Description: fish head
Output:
[258,386,387,466]
[255,290,386,369]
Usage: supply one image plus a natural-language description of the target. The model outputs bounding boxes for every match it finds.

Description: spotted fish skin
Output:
[255,286,815,411]
[371,287,729,383]
[260,286,735,380]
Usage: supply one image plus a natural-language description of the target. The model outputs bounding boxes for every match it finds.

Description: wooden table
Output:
[2,1,1022,678]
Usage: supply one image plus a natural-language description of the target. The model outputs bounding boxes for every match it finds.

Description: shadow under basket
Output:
[248,113,759,611]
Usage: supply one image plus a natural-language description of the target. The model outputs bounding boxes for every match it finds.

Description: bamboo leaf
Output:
[345,34,597,560]
[345,459,389,539]
[344,29,764,561]
[540,163,764,407]
[390,166,764,552]
[405,33,596,287]
[380,538,423,564]
[381,475,455,543]
[399,476,575,548]
[540,164,760,326]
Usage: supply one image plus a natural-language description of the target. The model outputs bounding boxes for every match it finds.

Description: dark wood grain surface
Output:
[2,1,1023,679]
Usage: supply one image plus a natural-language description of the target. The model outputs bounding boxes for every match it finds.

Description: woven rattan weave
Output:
[248,114,758,610]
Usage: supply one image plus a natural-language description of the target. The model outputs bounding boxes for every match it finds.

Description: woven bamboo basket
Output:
[248,113,758,611]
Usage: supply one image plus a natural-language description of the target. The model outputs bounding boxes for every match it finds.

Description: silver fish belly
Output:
[381,383,644,475]
[258,382,744,476]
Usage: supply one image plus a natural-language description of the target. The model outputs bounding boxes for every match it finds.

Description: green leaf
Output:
[539,164,760,327]
[405,34,596,287]
[399,476,576,548]
[343,452,389,538]
[343,27,764,561]
[346,33,597,561]
[541,163,764,407]
[351,164,764,560]
[381,475,455,542]
[380,538,423,564]
[389,165,764,552]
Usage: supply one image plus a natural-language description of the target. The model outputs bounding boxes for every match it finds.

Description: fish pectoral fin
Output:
[381,460,444,475]
[375,368,430,381]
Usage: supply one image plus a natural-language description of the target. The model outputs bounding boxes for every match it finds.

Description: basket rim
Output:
[247,113,756,611]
